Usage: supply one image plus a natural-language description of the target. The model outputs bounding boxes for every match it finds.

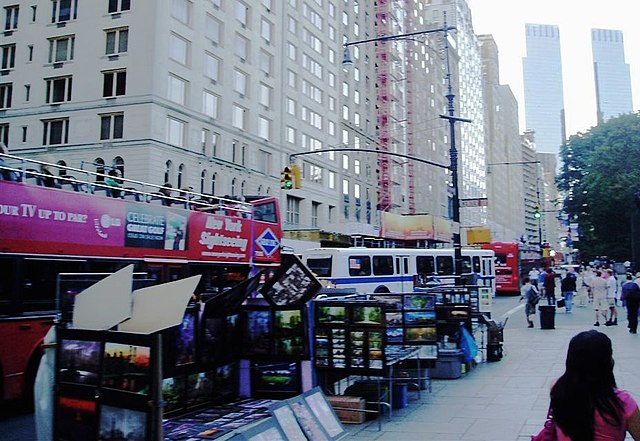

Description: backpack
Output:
[528,287,541,305]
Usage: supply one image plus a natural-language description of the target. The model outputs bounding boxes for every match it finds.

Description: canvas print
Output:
[288,399,330,441]
[246,309,272,354]
[316,305,346,324]
[211,363,238,403]
[201,314,240,365]
[304,389,346,439]
[252,361,299,396]
[386,326,404,343]
[55,395,98,441]
[405,326,438,343]
[161,376,185,414]
[175,310,196,366]
[261,255,321,307]
[98,405,147,441]
[102,343,151,394]
[274,310,305,356]
[59,339,101,385]
[186,371,214,408]
[352,305,383,325]
[270,402,308,441]
[404,294,436,310]
[368,295,402,309]
[385,311,402,326]
[404,310,436,326]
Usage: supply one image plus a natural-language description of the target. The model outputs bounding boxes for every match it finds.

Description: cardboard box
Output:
[326,395,366,424]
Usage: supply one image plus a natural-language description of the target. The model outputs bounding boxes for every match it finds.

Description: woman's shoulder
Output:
[615,389,638,415]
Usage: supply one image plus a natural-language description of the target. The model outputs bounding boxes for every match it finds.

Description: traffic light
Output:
[281,166,293,190]
[534,206,541,219]
[290,164,301,189]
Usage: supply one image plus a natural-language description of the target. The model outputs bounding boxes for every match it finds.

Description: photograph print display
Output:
[201,313,240,365]
[251,361,300,397]
[403,294,435,310]
[246,309,272,355]
[98,404,147,441]
[404,310,436,326]
[211,362,238,403]
[269,401,308,441]
[316,305,346,324]
[274,309,305,356]
[303,387,346,439]
[287,397,330,441]
[161,376,185,414]
[55,395,98,441]
[386,327,404,343]
[186,371,214,408]
[174,309,196,366]
[405,326,438,343]
[58,339,102,386]
[351,305,383,325]
[102,342,151,394]
[261,254,321,307]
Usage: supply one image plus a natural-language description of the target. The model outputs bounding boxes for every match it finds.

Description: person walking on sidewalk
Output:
[590,270,608,326]
[605,269,619,326]
[621,273,640,334]
[520,277,540,328]
[560,267,577,313]
[545,330,640,440]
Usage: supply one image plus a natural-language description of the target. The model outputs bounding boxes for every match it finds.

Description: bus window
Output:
[348,256,371,276]
[253,201,277,223]
[306,258,332,277]
[372,255,394,275]
[461,256,472,273]
[436,256,454,275]
[416,256,435,275]
[472,256,482,273]
[23,259,85,313]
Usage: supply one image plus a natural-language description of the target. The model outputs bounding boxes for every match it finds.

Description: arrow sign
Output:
[460,198,488,208]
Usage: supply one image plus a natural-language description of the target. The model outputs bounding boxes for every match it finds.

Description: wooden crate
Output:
[326,395,366,424]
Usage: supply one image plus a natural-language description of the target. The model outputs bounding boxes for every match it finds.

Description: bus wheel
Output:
[373,286,390,293]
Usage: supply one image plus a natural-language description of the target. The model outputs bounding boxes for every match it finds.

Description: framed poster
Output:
[161,375,185,415]
[269,401,308,441]
[102,342,151,394]
[302,387,346,440]
[273,309,306,357]
[251,360,300,398]
[98,404,148,441]
[286,395,331,441]
[245,309,272,355]
[260,254,322,307]
[351,305,383,325]
[55,394,99,441]
[58,339,102,386]
[316,305,347,324]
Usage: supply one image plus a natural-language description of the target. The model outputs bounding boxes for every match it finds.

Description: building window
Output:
[168,74,186,105]
[171,0,191,25]
[235,34,249,60]
[108,0,130,14]
[166,117,185,147]
[204,52,220,82]
[259,50,272,75]
[258,83,271,107]
[24,84,30,101]
[233,70,247,95]
[100,113,124,140]
[4,5,19,31]
[43,118,70,145]
[201,128,210,155]
[234,1,248,27]
[311,202,319,227]
[205,15,222,45]
[102,70,126,97]
[260,18,273,43]
[328,171,335,189]
[45,77,72,103]
[48,35,74,63]
[28,45,33,61]
[232,104,246,130]
[105,28,128,55]
[286,126,295,143]
[1,44,16,70]
[202,90,218,118]
[169,33,189,65]
[0,123,8,146]
[258,116,271,140]
[51,0,78,23]
[258,150,271,174]
[286,196,300,225]
[212,132,219,157]
[0,83,12,109]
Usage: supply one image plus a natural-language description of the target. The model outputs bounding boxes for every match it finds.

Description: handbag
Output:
[557,298,566,308]
[531,407,557,441]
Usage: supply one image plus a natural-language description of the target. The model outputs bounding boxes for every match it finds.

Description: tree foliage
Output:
[557,113,640,262]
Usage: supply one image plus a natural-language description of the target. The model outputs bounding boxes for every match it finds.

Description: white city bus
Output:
[301,247,495,295]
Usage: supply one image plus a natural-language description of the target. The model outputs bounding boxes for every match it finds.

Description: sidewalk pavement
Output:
[344,299,640,441]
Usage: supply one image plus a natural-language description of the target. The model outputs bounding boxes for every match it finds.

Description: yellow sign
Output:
[466,227,491,245]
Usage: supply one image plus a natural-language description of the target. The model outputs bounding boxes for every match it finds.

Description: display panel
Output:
[403,294,436,310]
[174,309,197,366]
[405,326,438,343]
[245,309,272,354]
[201,313,241,366]
[302,387,346,440]
[211,362,238,404]
[316,305,346,324]
[404,310,436,326]
[186,371,215,408]
[202,271,264,318]
[58,339,102,386]
[286,396,330,441]
[162,376,186,415]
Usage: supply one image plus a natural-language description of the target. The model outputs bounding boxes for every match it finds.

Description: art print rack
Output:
[54,327,161,441]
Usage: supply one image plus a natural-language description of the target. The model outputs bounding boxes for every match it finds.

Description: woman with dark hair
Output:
[549,330,640,440]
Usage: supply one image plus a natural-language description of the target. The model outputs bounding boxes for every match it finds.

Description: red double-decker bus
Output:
[0,154,282,404]
[481,242,542,295]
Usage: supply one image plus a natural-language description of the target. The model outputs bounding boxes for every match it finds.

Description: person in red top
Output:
[549,330,640,440]
[543,268,558,305]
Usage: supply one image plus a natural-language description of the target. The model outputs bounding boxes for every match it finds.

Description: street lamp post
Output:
[343,15,470,282]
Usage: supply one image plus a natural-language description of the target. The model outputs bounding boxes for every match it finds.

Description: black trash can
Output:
[539,305,556,329]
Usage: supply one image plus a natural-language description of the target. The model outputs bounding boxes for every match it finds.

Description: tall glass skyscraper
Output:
[591,28,633,124]
[522,24,566,155]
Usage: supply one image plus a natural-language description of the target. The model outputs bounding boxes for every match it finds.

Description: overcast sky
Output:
[467,0,640,137]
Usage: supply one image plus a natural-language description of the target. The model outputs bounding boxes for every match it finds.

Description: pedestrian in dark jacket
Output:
[621,273,640,334]
[560,268,577,313]
[543,268,558,305]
